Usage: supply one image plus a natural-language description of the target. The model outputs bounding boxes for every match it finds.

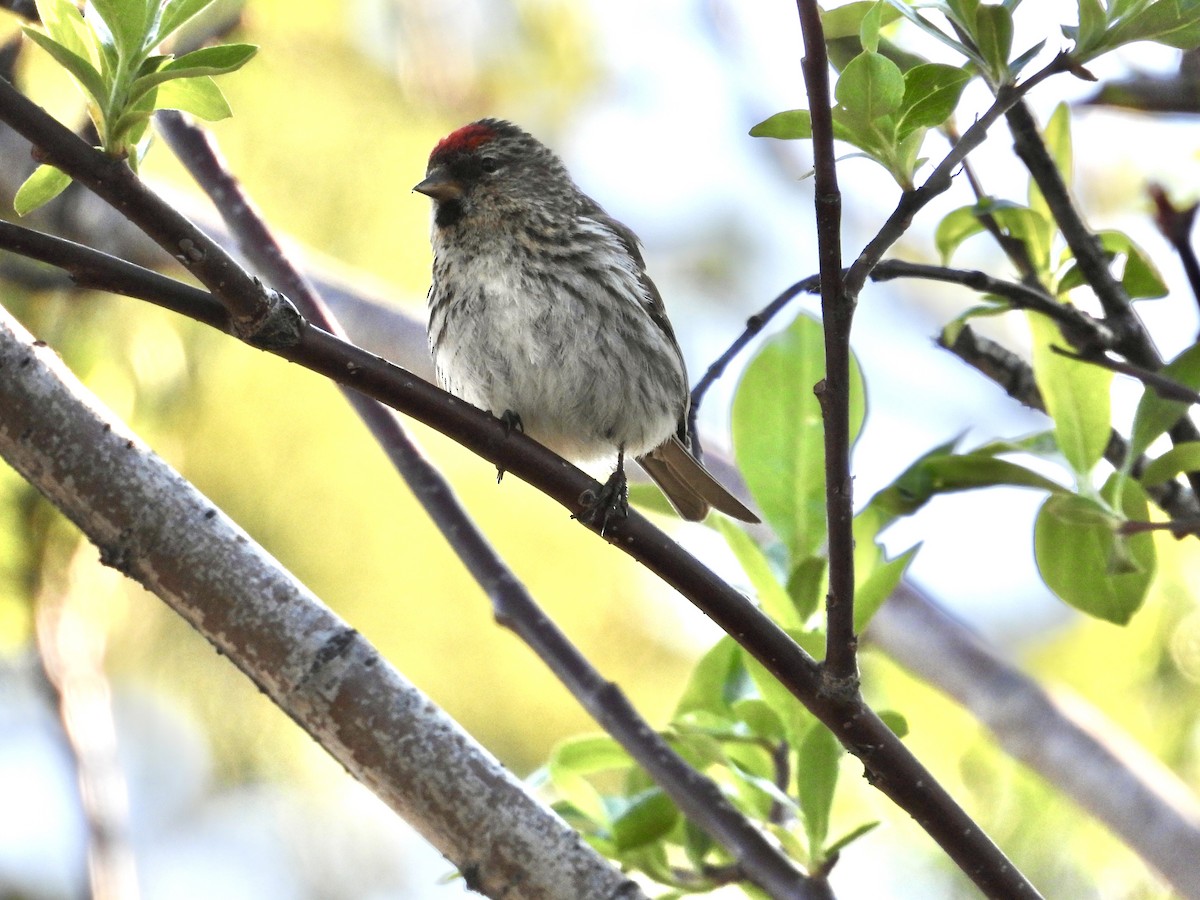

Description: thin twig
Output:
[795,0,857,688]
[1050,345,1200,404]
[870,259,1115,350]
[1148,184,1200,336]
[939,324,1200,520]
[688,275,818,447]
[845,53,1074,297]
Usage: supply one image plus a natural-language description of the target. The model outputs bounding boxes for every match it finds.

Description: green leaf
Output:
[866,440,1066,521]
[1140,441,1200,486]
[611,789,679,851]
[714,519,803,628]
[835,50,905,122]
[822,1,902,39]
[787,556,826,624]
[1034,476,1155,624]
[33,0,95,64]
[156,0,218,44]
[127,43,258,103]
[797,725,842,862]
[1128,343,1200,461]
[859,0,885,52]
[973,2,1015,82]
[89,0,152,59]
[853,517,918,630]
[825,821,881,858]
[935,204,987,262]
[896,63,972,139]
[1029,313,1112,476]
[733,312,865,563]
[548,735,631,823]
[989,203,1054,276]
[1077,0,1200,60]
[13,164,72,216]
[154,75,233,121]
[674,637,745,718]
[751,109,813,140]
[1029,103,1072,223]
[882,0,989,68]
[21,29,108,111]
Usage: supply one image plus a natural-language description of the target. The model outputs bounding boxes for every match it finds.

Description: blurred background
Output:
[1,0,1199,896]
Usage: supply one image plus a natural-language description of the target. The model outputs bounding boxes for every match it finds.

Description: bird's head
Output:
[413,119,575,229]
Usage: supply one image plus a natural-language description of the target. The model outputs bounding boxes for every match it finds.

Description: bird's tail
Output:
[638,436,759,523]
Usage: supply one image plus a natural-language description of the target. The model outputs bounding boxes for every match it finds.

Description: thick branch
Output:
[0,307,646,900]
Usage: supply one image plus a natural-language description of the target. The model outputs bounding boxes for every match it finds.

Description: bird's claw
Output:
[495,410,525,483]
[576,469,629,535]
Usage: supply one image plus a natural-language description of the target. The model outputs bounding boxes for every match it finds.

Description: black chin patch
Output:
[435,200,464,229]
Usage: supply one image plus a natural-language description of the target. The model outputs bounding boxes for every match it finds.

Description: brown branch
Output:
[794,0,857,688]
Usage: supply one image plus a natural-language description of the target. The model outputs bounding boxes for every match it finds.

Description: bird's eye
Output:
[479,157,500,174]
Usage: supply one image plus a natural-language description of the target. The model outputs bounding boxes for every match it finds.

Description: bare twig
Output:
[794,0,857,688]
[1050,345,1200,405]
[1148,184,1200,335]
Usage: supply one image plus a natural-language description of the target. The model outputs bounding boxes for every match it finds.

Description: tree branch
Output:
[0,307,647,900]
[151,111,819,900]
[795,0,857,688]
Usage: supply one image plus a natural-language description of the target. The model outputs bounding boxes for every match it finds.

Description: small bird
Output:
[414,119,758,527]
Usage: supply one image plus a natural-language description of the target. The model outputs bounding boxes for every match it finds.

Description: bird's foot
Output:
[576,450,628,535]
[495,410,524,484]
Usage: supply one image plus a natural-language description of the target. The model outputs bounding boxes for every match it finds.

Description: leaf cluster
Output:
[17,0,256,214]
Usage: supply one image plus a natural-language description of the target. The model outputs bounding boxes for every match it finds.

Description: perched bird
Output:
[414,119,758,526]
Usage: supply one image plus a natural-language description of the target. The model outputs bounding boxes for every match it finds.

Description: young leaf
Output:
[750,109,813,140]
[714,518,805,629]
[1029,103,1072,223]
[1034,477,1155,624]
[21,29,108,111]
[154,76,233,121]
[835,50,905,124]
[935,204,988,262]
[797,724,842,862]
[610,790,679,851]
[896,63,972,139]
[859,0,885,53]
[33,0,95,64]
[1029,312,1112,477]
[821,0,902,40]
[156,0,218,45]
[1128,343,1200,461]
[89,0,152,59]
[126,43,258,103]
[733,313,865,564]
[1139,441,1200,487]
[973,2,1015,82]
[674,637,744,718]
[13,164,72,216]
